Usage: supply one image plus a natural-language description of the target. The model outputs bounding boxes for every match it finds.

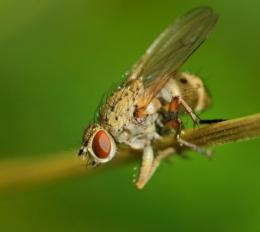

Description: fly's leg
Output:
[136,145,154,189]
[147,147,176,181]
[164,117,182,139]
[165,96,211,157]
[162,95,198,138]
[178,138,212,158]
[136,146,175,189]
[168,96,199,125]
[163,119,211,157]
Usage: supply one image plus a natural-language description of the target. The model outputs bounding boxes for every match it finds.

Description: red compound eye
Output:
[92,130,111,158]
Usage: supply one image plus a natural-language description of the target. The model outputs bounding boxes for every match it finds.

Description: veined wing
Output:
[126,6,218,108]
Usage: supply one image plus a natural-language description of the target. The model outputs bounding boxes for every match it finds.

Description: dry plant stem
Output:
[153,113,260,151]
[0,113,260,191]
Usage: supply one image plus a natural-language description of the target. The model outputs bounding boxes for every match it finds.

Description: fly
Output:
[78,6,218,189]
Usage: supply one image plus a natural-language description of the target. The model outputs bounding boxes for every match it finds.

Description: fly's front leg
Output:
[136,145,154,189]
[136,146,175,189]
[147,147,175,180]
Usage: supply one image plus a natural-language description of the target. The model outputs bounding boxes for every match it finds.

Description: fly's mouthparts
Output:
[78,146,87,156]
[78,149,83,156]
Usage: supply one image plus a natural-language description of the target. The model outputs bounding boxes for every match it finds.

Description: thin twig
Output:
[0,113,259,191]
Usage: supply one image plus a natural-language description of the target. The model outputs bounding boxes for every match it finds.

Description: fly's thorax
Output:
[116,113,159,145]
[99,79,144,139]
[159,72,211,112]
[78,124,117,165]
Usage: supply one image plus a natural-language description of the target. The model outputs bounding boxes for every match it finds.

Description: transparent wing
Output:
[126,6,218,107]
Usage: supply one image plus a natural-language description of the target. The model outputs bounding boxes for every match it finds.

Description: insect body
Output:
[78,6,218,189]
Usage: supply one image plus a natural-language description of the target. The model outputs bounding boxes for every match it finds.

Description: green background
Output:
[0,0,260,231]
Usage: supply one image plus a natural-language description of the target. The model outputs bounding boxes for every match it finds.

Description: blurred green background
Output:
[0,0,260,231]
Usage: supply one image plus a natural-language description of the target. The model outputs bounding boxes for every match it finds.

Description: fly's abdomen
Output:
[159,72,211,113]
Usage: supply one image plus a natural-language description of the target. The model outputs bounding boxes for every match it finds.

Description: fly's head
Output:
[78,124,117,166]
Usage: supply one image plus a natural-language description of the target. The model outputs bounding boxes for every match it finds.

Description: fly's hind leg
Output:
[164,96,211,157]
[136,146,175,189]
[168,96,200,125]
[178,138,212,158]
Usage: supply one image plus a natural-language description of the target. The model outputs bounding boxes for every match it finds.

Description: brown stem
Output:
[0,113,260,191]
